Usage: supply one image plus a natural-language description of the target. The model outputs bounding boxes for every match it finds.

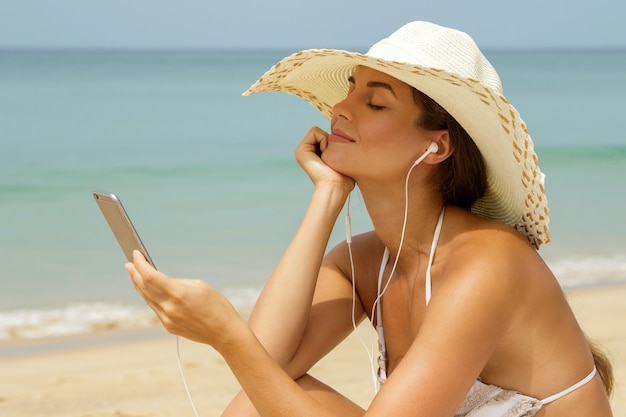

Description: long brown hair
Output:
[412,88,614,397]
[588,335,615,397]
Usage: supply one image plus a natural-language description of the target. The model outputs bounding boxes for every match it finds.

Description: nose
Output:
[331,95,353,122]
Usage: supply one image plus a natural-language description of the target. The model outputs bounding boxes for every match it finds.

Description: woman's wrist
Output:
[212,313,253,355]
[311,181,352,217]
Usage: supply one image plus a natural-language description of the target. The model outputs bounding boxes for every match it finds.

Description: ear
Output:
[424,130,454,164]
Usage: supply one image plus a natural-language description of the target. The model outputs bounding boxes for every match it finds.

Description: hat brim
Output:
[244,49,550,248]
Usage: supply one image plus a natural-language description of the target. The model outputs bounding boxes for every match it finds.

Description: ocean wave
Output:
[548,255,626,288]
[2,257,625,343]
[0,302,159,341]
[0,287,262,342]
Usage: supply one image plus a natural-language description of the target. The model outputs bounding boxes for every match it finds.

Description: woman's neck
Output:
[358,179,445,260]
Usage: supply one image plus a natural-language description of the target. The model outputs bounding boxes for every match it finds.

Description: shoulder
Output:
[381,211,550,406]
[433,207,547,319]
[443,206,539,275]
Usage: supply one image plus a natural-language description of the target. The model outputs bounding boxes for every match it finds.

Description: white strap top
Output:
[374,207,597,416]
[375,207,445,386]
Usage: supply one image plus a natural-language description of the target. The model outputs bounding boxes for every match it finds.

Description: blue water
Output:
[1,49,625,340]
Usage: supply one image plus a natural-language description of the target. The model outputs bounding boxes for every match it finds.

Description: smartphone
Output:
[92,190,155,267]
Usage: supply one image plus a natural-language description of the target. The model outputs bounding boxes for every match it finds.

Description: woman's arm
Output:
[221,249,366,416]
[248,184,350,364]
[218,127,360,416]
[248,126,355,365]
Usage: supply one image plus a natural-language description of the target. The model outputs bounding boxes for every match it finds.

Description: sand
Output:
[0,284,624,417]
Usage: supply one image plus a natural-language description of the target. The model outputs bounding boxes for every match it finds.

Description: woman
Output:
[126,21,614,416]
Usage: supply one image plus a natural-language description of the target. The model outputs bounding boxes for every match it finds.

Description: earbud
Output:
[412,142,439,166]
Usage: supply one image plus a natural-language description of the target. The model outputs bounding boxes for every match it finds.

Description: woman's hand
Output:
[295,127,355,195]
[125,250,242,349]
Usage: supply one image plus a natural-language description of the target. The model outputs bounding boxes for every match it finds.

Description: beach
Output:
[0,283,624,417]
[0,49,624,416]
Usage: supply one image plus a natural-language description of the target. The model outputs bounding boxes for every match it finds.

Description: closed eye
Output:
[347,75,389,110]
[367,102,386,110]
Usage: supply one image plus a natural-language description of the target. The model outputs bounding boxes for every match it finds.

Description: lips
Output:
[328,128,355,143]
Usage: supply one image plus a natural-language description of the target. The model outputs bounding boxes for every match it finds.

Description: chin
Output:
[321,150,344,172]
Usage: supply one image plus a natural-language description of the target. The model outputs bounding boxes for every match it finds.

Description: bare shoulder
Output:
[445,207,539,264]
[446,206,534,250]
[435,208,603,406]
[436,207,554,309]
[430,207,578,368]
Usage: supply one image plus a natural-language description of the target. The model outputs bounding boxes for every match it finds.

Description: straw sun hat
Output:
[244,21,550,248]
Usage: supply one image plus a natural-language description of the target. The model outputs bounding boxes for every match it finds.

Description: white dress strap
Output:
[375,207,445,389]
[376,247,390,353]
[425,207,446,306]
[540,366,597,405]
[375,247,390,387]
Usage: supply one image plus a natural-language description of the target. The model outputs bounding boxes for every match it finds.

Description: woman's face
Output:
[323,66,433,182]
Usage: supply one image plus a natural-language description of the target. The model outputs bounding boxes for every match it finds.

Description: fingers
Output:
[294,127,355,196]
[295,127,330,172]
[319,135,328,153]
[125,251,244,346]
[307,126,329,152]
[126,250,169,307]
[130,249,155,276]
[298,126,329,156]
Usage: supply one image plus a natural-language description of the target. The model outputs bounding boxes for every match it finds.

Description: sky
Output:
[1,0,625,50]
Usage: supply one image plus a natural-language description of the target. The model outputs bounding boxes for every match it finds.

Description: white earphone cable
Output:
[370,158,418,331]
[347,161,417,392]
[346,193,380,391]
[177,335,201,417]
[348,144,436,392]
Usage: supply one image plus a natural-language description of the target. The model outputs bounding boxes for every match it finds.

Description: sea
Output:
[1,48,625,343]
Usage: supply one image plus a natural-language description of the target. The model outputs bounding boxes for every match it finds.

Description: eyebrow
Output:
[348,75,397,97]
